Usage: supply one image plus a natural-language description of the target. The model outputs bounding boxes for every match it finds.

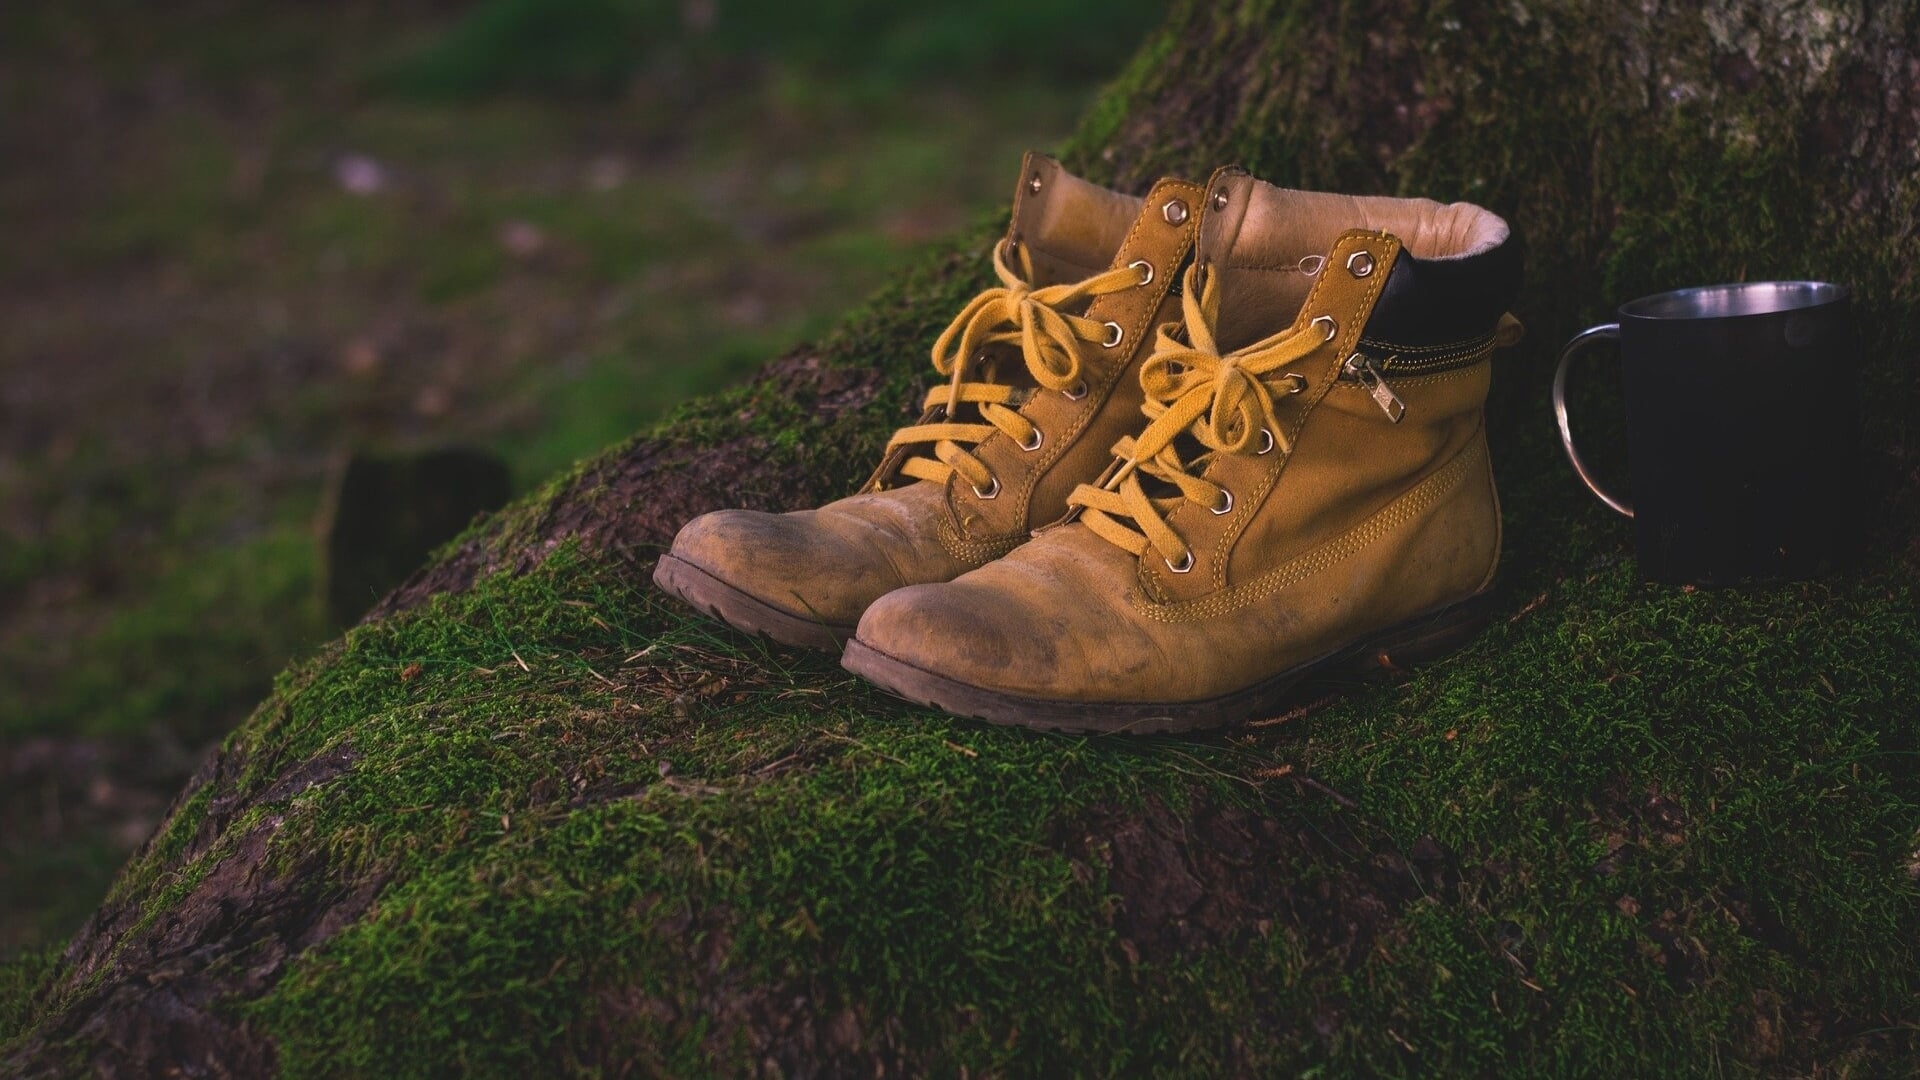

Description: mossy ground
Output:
[11,517,1913,1072]
[6,0,1920,1074]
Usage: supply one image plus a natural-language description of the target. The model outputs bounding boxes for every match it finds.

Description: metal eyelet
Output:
[1256,428,1275,455]
[1281,372,1307,394]
[1212,188,1230,210]
[1063,379,1089,400]
[1211,489,1234,515]
[1347,251,1375,278]
[1101,321,1124,348]
[1028,174,1043,194]
[1129,259,1154,286]
[1165,549,1195,574]
[1019,426,1043,451]
[1163,199,1189,225]
[972,476,1000,500]
[1310,314,1337,341]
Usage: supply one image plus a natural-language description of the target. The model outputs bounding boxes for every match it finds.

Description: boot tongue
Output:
[1006,152,1143,288]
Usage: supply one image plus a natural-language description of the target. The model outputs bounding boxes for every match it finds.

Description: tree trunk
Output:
[7,1,1919,1075]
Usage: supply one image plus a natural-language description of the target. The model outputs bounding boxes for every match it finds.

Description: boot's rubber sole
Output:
[652,553,853,652]
[841,590,1497,735]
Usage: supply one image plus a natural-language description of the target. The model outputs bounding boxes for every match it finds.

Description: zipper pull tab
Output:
[1345,353,1406,423]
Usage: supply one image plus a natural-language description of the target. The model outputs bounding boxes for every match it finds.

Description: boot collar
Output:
[1194,170,1519,352]
[1007,153,1146,289]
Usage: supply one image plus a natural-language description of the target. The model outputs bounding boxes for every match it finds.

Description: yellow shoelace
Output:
[885,240,1148,494]
[1068,263,1331,569]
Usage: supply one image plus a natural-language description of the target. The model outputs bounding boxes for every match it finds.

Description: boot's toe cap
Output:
[664,508,897,626]
[852,533,1187,703]
[668,509,779,576]
[854,579,1083,698]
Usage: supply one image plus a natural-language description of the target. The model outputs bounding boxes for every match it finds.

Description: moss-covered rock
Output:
[5,1,1918,1074]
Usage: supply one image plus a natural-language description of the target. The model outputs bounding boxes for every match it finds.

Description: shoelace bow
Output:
[885,240,1146,493]
[1067,263,1329,569]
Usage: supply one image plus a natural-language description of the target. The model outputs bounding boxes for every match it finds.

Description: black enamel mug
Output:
[1553,281,1857,585]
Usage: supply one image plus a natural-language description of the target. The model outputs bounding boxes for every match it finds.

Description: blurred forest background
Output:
[0,0,1161,958]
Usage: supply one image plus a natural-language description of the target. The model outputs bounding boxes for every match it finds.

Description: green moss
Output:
[102,784,216,914]
[165,535,1906,1075]
[220,550,1227,1074]
[1305,568,1920,1070]
[0,946,60,1047]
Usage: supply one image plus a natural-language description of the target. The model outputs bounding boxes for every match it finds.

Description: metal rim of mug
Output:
[1618,281,1848,322]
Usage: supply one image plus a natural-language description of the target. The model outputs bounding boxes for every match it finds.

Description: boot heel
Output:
[1351,592,1495,674]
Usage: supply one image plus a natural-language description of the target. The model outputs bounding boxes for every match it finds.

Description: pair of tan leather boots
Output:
[655,153,1523,734]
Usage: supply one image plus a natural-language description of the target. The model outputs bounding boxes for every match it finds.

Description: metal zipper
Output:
[1343,353,1406,423]
[1338,332,1497,423]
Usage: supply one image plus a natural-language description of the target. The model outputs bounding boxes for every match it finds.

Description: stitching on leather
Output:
[1388,368,1479,387]
[1129,224,1382,601]
[1476,425,1502,594]
[1002,181,1199,528]
[1137,435,1484,622]
[1202,232,1397,590]
[938,519,1025,565]
[1220,262,1324,273]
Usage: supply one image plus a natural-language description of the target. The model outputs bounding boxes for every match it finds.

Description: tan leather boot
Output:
[844,171,1524,731]
[654,154,1205,649]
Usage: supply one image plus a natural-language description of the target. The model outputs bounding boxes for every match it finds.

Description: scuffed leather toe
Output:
[853,538,1155,702]
[666,508,877,626]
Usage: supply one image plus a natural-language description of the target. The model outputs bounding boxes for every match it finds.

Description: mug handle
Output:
[1552,323,1635,518]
